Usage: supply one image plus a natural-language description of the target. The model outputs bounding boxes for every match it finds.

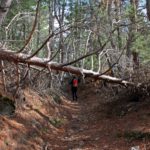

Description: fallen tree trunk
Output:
[0,49,135,87]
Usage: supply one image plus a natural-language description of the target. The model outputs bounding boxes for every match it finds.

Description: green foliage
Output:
[132,34,150,63]
[51,92,62,104]
[125,4,135,17]
[1,0,150,64]
[0,96,15,116]
[122,131,150,142]
[116,131,150,142]
[49,118,64,128]
[4,139,9,146]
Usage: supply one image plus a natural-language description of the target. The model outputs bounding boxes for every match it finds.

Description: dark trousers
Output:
[71,87,78,101]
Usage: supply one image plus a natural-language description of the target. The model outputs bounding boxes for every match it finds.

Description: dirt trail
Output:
[0,83,150,150]
[51,84,150,150]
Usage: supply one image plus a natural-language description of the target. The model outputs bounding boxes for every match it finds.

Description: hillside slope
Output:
[0,81,150,150]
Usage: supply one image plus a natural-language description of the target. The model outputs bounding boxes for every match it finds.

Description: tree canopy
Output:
[0,0,150,87]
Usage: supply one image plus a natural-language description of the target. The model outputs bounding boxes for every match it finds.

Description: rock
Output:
[79,128,84,132]
[131,146,140,150]
[103,145,109,149]
[79,141,84,147]
[127,106,137,112]
[95,137,100,141]
[120,111,126,116]
[127,103,133,108]
[128,107,134,112]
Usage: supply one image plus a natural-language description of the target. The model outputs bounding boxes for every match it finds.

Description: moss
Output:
[118,131,150,142]
[49,118,64,128]
[0,96,15,116]
[50,91,62,104]
[0,93,2,98]
[53,94,62,104]
[2,96,10,101]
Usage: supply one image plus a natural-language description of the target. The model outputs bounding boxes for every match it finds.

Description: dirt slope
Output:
[0,82,150,150]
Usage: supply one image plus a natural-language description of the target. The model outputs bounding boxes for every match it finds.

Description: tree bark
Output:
[0,0,13,26]
[146,0,150,20]
[126,0,138,58]
[0,49,135,87]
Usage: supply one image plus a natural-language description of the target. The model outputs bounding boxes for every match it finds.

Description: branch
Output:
[60,28,117,67]
[24,17,87,60]
[16,0,41,53]
[5,12,34,30]
[25,24,73,60]
[97,45,126,77]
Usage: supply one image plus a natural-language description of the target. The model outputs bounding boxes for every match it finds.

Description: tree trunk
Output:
[0,49,135,87]
[114,0,122,49]
[146,0,150,20]
[126,0,138,58]
[0,0,13,26]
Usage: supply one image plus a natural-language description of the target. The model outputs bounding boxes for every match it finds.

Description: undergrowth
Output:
[117,131,150,142]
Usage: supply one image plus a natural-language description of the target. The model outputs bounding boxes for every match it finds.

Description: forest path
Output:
[0,83,150,150]
[52,84,150,150]
[53,85,125,150]
[58,87,103,150]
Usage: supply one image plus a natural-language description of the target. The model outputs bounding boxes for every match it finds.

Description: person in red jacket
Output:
[70,76,79,101]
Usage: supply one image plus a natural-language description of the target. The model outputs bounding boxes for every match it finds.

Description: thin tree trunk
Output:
[126,0,138,58]
[47,0,54,59]
[114,0,122,49]
[146,0,150,20]
[0,0,13,26]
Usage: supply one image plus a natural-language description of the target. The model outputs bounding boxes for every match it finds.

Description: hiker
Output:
[70,76,79,101]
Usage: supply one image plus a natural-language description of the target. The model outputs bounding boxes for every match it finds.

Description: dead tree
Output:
[0,49,136,87]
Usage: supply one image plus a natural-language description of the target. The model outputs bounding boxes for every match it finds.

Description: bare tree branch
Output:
[60,28,117,67]
[25,24,73,60]
[16,0,41,53]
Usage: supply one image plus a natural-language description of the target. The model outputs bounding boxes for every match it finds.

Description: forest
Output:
[0,0,150,150]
